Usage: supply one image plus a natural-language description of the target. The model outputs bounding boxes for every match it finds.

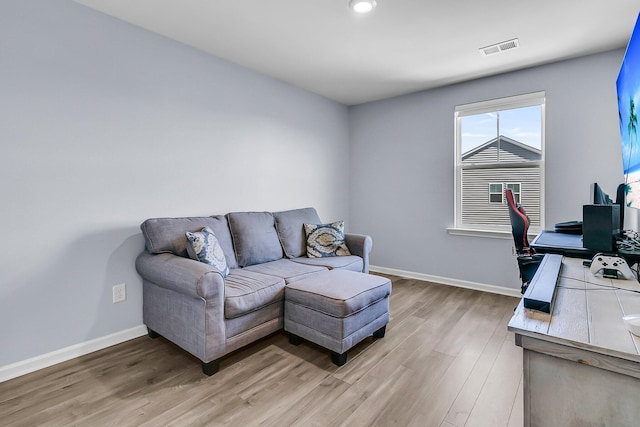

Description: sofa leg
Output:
[372,325,386,339]
[202,359,220,376]
[147,327,160,339]
[331,351,348,366]
[289,333,303,346]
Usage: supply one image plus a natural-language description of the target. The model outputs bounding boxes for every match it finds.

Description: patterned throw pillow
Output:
[304,221,352,258]
[185,227,229,277]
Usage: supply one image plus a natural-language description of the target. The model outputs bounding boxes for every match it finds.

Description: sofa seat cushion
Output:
[228,212,283,267]
[242,259,327,284]
[224,269,286,319]
[291,255,363,272]
[285,270,391,318]
[273,207,322,259]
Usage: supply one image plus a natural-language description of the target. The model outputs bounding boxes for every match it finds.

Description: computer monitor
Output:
[593,183,613,205]
[592,182,626,235]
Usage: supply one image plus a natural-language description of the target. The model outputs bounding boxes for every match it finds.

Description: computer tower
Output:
[583,204,620,252]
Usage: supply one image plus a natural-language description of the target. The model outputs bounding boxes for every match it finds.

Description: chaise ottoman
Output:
[284,269,391,366]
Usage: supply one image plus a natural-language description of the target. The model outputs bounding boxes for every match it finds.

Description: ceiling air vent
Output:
[479,38,520,56]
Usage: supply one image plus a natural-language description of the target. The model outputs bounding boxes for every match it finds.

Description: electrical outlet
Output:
[113,283,126,303]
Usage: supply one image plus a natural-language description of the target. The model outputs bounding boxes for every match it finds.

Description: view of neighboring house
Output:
[461,135,542,228]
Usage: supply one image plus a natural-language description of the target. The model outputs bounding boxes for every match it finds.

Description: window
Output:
[489,183,504,203]
[489,182,521,204]
[506,183,521,204]
[453,92,545,234]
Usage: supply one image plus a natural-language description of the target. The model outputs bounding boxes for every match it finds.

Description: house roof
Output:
[461,135,542,160]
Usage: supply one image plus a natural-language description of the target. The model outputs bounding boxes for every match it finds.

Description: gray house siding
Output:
[461,167,541,227]
[461,136,541,228]
[462,135,541,164]
[462,143,539,164]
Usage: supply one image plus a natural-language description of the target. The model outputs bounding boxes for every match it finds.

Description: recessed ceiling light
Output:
[349,0,377,14]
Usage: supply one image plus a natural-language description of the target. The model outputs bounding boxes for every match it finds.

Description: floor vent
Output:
[480,38,519,56]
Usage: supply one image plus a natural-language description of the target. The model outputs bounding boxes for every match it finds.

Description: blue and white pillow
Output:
[186,227,229,277]
[304,221,351,258]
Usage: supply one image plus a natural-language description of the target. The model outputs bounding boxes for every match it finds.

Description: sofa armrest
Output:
[344,233,373,273]
[135,252,225,300]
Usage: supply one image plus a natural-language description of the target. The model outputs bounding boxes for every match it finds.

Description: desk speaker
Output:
[583,204,620,252]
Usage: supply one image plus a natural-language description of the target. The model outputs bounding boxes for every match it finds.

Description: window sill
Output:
[447,227,540,240]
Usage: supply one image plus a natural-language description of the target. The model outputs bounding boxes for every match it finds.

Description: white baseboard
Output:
[0,324,148,383]
[369,265,522,298]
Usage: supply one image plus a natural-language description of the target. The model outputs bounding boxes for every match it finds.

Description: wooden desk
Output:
[508,257,640,427]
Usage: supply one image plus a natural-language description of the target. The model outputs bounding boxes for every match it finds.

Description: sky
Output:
[460,105,542,155]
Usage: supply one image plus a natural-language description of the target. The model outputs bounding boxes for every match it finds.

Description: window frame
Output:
[450,91,545,238]
[506,182,522,204]
[488,182,522,204]
[489,183,504,204]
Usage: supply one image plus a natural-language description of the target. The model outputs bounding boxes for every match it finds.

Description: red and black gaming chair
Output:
[505,188,544,293]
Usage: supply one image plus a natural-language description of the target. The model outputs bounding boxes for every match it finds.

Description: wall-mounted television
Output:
[618,12,640,209]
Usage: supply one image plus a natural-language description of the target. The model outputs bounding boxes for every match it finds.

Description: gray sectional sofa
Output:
[135,207,382,375]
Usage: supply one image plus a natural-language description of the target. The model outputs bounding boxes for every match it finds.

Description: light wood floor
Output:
[0,275,523,427]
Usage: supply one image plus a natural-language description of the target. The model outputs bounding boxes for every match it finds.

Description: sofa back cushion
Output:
[273,207,321,258]
[228,212,284,267]
[140,215,238,269]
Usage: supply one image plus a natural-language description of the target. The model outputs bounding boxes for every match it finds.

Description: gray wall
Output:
[0,1,350,367]
[1,0,631,370]
[349,49,630,290]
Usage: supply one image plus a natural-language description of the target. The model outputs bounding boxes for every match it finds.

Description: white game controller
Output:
[589,253,634,280]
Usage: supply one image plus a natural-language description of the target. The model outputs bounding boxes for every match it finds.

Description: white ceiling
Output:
[73,0,640,105]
